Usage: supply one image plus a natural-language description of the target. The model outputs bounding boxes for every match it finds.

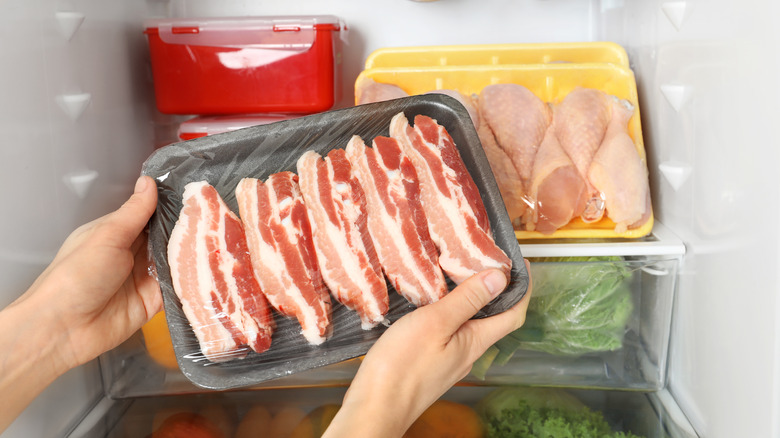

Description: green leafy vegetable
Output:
[521,256,634,356]
[471,257,634,379]
[476,387,643,438]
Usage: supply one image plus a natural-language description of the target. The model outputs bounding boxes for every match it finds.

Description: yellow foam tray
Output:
[355,62,653,240]
[364,42,630,69]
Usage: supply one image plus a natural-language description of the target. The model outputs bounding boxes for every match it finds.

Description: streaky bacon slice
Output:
[390,113,512,284]
[345,135,448,306]
[235,173,332,345]
[167,181,275,362]
[297,149,390,329]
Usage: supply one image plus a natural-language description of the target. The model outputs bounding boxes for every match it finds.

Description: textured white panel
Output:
[661,1,687,30]
[611,1,780,437]
[0,0,155,437]
[658,161,692,191]
[56,92,91,121]
[660,83,691,112]
[55,11,85,40]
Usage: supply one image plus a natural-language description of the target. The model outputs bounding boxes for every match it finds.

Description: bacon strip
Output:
[167,181,275,362]
[297,149,390,329]
[236,173,332,345]
[391,113,512,284]
[345,135,448,306]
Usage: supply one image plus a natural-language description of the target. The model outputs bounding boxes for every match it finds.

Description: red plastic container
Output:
[177,114,298,140]
[144,16,345,115]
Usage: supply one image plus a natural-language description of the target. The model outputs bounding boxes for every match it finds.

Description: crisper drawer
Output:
[466,256,679,390]
[67,386,698,438]
[98,222,684,396]
[462,222,685,391]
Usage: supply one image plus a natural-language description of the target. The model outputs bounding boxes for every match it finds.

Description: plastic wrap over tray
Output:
[142,94,529,390]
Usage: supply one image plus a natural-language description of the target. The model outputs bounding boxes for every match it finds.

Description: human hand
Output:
[324,261,533,437]
[18,175,162,371]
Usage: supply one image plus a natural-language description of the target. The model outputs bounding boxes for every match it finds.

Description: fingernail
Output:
[482,270,508,299]
[134,176,147,194]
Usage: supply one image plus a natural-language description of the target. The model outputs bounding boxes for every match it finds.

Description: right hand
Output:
[323,260,533,437]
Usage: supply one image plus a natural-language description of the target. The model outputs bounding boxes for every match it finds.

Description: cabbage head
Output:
[518,256,634,356]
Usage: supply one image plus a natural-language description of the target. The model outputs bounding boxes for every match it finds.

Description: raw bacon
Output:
[345,134,448,306]
[167,181,275,362]
[297,149,389,329]
[391,113,512,284]
[235,173,332,345]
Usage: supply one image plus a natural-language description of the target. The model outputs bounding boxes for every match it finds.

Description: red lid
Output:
[144,15,344,48]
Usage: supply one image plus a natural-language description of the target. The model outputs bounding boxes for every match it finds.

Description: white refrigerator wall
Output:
[0,1,155,437]
[0,0,778,437]
[602,1,780,436]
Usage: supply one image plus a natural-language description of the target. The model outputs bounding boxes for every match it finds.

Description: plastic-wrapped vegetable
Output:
[521,256,634,355]
[472,257,633,378]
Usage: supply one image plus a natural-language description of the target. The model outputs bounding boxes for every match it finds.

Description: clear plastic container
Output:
[466,256,679,391]
[144,16,345,115]
[67,386,698,438]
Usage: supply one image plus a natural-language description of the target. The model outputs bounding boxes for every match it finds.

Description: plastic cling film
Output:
[141,94,529,390]
[355,63,653,239]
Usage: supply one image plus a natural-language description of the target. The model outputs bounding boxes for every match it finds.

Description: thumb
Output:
[426,269,508,335]
[103,176,158,248]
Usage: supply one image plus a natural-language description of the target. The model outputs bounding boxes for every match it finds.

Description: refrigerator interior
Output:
[1,0,778,437]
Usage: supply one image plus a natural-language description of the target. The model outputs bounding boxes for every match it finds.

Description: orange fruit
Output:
[141,310,179,369]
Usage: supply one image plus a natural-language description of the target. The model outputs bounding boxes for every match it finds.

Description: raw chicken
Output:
[236,173,332,345]
[356,77,409,105]
[167,181,275,362]
[588,98,651,233]
[553,87,612,223]
[528,121,589,234]
[478,84,552,194]
[297,149,390,329]
[391,113,512,284]
[476,114,527,223]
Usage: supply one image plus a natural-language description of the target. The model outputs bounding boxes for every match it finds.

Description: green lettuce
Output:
[520,256,634,356]
[476,387,643,438]
[472,257,634,378]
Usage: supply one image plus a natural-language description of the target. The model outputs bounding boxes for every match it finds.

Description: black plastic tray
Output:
[142,94,529,390]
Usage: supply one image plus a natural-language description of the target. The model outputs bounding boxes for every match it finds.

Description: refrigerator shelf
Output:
[67,386,699,438]
[519,221,686,258]
[100,225,681,397]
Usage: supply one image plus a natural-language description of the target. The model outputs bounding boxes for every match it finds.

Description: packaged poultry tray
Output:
[364,41,630,69]
[356,62,653,240]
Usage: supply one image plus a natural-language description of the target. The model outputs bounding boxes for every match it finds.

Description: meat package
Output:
[355,61,653,239]
[143,94,529,390]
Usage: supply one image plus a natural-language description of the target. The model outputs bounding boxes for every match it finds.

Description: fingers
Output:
[424,269,508,336]
[132,236,163,320]
[102,176,158,249]
[460,260,534,354]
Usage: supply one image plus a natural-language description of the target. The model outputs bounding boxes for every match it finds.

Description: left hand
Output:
[19,175,162,371]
